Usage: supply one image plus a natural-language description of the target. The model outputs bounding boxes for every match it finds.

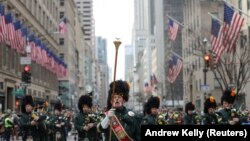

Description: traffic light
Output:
[203,54,211,68]
[21,65,31,83]
[211,53,217,70]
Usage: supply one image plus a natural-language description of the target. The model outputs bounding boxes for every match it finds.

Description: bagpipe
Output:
[155,111,184,125]
[31,111,47,122]
[55,115,65,126]
[54,115,66,141]
[84,113,99,127]
[192,111,202,125]
[156,113,168,125]
[169,111,183,125]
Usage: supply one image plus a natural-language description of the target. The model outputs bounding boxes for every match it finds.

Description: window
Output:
[60,0,65,6]
[239,0,242,10]
[59,38,64,45]
[11,51,15,70]
[47,17,49,30]
[4,46,8,67]
[248,0,250,10]
[43,11,46,27]
[59,12,64,19]
[39,6,42,22]
[33,0,37,17]
[0,82,3,90]
[83,1,90,4]
[59,53,64,60]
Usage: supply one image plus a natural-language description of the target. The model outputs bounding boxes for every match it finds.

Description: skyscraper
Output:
[75,0,95,46]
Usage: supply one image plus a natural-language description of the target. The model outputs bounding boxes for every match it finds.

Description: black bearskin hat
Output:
[21,95,34,113]
[78,95,92,112]
[185,102,195,113]
[221,89,236,104]
[144,96,160,115]
[106,80,130,110]
[204,96,217,113]
[54,101,62,111]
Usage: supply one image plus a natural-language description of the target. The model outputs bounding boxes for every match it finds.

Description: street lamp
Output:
[203,38,209,101]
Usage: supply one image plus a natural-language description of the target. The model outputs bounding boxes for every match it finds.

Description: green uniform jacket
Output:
[97,107,141,141]
[50,115,67,141]
[74,112,99,141]
[19,112,41,141]
[203,113,218,125]
[218,109,231,124]
[141,114,157,125]
[183,113,195,125]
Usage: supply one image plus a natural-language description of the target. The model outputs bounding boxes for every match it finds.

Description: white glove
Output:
[100,109,115,129]
[100,116,109,129]
[107,109,115,118]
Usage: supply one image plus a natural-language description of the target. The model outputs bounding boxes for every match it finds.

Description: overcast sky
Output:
[93,0,134,81]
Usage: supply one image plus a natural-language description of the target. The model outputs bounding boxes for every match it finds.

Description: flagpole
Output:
[169,41,175,107]
[171,51,183,60]
[223,0,250,17]
[208,12,223,23]
[166,15,185,27]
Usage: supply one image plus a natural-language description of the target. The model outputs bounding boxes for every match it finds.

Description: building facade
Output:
[58,0,80,108]
[0,0,62,113]
[182,0,225,111]
[96,36,109,107]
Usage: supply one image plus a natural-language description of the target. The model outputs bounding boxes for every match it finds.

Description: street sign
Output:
[26,45,31,53]
[20,83,31,87]
[12,88,25,96]
[201,85,210,93]
[20,57,31,64]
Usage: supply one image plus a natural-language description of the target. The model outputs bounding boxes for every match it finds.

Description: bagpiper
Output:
[141,96,161,125]
[74,94,99,141]
[203,96,218,125]
[183,102,197,125]
[50,101,67,141]
[97,80,141,141]
[19,94,42,141]
[218,89,240,125]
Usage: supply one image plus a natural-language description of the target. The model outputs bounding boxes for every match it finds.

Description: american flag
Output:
[168,18,179,41]
[211,18,224,63]
[5,13,15,47]
[0,4,5,43]
[13,21,22,52]
[167,53,183,83]
[223,3,244,52]
[59,16,67,35]
[0,6,68,77]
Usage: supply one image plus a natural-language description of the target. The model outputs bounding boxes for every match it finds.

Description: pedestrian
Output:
[4,109,13,141]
